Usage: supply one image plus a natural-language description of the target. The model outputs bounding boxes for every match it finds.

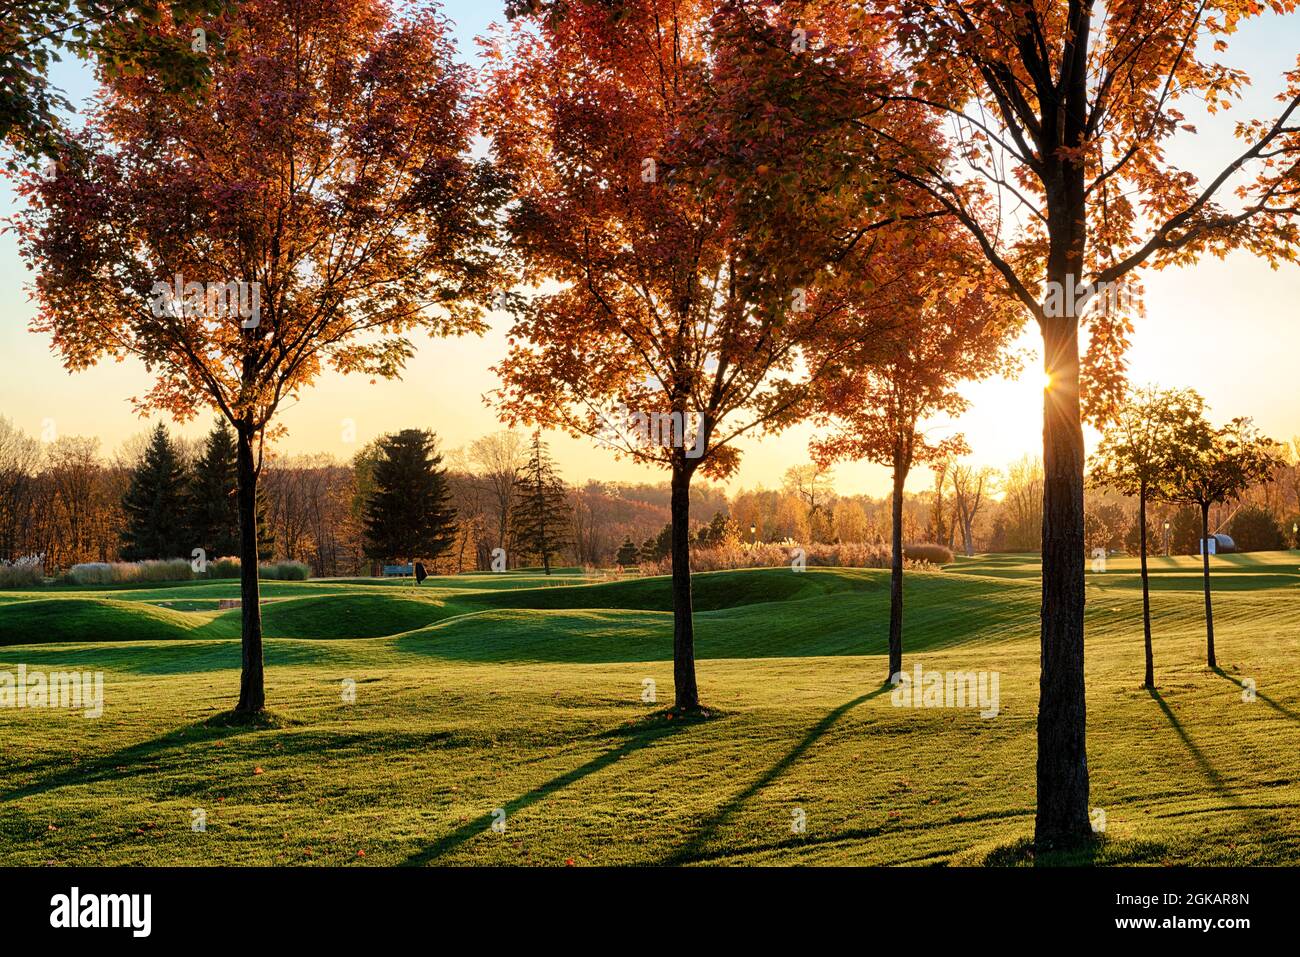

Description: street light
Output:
[1163,520,1170,557]
[750,523,757,545]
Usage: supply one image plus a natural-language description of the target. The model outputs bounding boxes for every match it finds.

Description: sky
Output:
[0,3,1297,498]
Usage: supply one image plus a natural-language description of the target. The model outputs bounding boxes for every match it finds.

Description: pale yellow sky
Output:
[1,6,1297,498]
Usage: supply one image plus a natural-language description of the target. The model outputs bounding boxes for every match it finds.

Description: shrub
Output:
[635,541,946,576]
[902,542,954,565]
[261,560,310,581]
[68,558,193,585]
[0,555,45,588]
[208,556,241,579]
[203,557,310,581]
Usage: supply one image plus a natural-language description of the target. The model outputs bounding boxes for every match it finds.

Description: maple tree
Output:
[710,0,1300,847]
[481,0,921,710]
[16,0,506,713]
[811,223,1020,683]
[1,0,229,165]
[1089,387,1207,688]
[867,0,1300,850]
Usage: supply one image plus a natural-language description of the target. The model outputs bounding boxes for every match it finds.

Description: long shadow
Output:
[399,717,692,866]
[0,715,273,804]
[1211,667,1300,725]
[1147,688,1279,841]
[666,683,892,865]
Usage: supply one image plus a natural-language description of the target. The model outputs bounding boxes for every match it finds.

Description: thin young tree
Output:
[17,0,505,713]
[1088,387,1207,688]
[509,431,572,575]
[1170,416,1282,668]
[811,224,1018,684]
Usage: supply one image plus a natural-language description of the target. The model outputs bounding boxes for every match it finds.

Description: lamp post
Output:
[750,523,757,545]
[1163,521,1170,557]
[1293,522,1298,550]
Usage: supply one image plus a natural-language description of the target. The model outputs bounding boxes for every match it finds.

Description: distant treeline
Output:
[1,418,1297,577]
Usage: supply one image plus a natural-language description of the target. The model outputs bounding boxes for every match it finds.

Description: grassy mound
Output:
[0,598,202,645]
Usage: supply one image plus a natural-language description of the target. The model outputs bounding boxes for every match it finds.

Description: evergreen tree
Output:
[120,423,190,560]
[510,431,572,574]
[616,537,640,567]
[186,419,240,560]
[185,419,275,564]
[363,430,457,565]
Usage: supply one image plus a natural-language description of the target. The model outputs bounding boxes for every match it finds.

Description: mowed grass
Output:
[0,552,1297,866]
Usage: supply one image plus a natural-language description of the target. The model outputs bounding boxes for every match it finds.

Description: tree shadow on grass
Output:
[1211,667,1300,724]
[398,713,701,866]
[665,683,892,865]
[0,712,291,805]
[1147,688,1281,842]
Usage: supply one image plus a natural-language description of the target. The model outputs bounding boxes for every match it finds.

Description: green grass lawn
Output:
[0,552,1297,866]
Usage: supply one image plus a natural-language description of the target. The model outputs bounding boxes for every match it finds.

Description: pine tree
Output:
[185,419,275,565]
[616,537,640,567]
[186,419,240,560]
[363,430,457,565]
[510,431,572,575]
[120,423,190,560]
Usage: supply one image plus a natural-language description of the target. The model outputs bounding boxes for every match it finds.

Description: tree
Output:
[811,222,1017,683]
[120,422,189,560]
[17,0,505,712]
[782,465,836,543]
[185,418,240,560]
[616,537,639,568]
[791,0,1300,849]
[482,0,904,710]
[1089,387,1206,687]
[695,510,741,548]
[470,431,528,561]
[363,430,457,567]
[0,417,43,562]
[1170,507,1202,556]
[951,464,995,557]
[1171,417,1282,668]
[1,0,228,165]
[1229,505,1285,552]
[510,431,572,575]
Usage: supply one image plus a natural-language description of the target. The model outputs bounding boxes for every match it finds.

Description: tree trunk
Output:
[888,456,907,682]
[669,459,699,709]
[1139,483,1153,689]
[235,425,265,713]
[1034,316,1091,848]
[1201,502,1215,668]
